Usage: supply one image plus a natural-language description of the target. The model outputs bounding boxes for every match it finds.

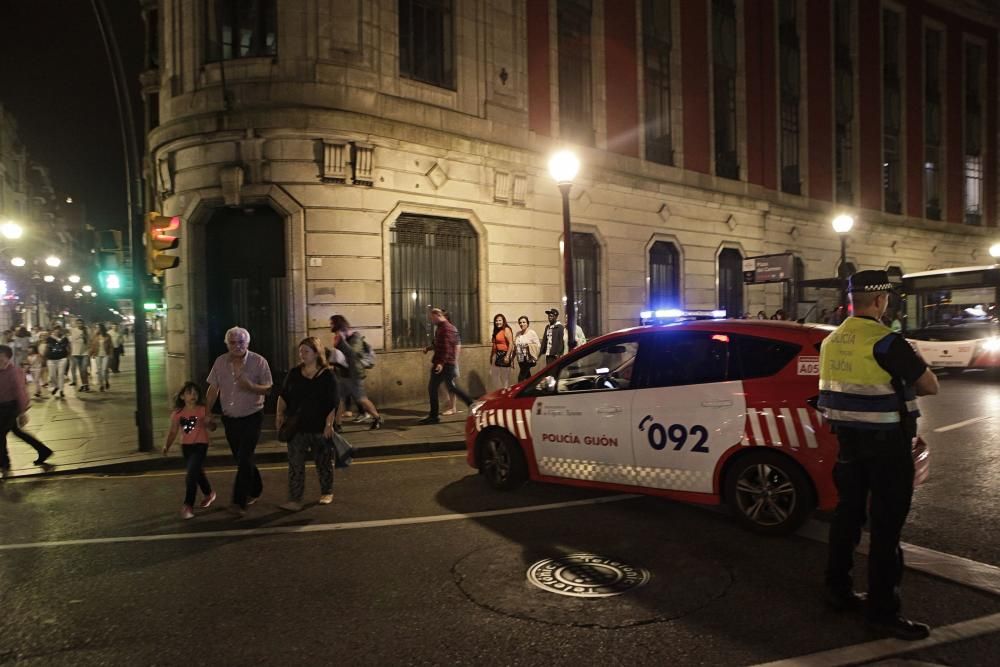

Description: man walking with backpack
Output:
[330,315,383,430]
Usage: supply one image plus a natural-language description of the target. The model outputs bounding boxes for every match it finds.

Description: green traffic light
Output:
[99,271,122,291]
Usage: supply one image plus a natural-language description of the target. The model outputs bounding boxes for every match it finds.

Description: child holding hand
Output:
[163,381,216,519]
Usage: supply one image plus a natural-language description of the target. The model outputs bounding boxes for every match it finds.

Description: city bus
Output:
[901,264,1000,369]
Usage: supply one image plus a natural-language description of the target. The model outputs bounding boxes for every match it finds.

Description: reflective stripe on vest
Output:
[817,316,920,430]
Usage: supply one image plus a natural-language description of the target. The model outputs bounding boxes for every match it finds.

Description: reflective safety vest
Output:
[817,316,920,430]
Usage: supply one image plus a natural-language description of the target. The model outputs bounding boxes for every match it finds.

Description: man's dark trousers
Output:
[825,427,914,618]
[222,411,264,508]
[428,364,472,419]
[0,401,51,469]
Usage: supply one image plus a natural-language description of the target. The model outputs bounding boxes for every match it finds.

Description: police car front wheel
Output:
[478,431,528,491]
[724,452,814,536]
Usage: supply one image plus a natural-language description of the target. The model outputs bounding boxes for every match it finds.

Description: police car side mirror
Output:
[541,375,557,394]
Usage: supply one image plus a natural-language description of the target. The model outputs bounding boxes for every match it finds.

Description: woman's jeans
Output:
[287,432,334,502]
[47,359,67,393]
[181,444,212,506]
[94,355,110,387]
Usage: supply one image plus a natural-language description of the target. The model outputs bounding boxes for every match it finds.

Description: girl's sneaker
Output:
[180,505,195,520]
[318,494,334,505]
[198,491,217,509]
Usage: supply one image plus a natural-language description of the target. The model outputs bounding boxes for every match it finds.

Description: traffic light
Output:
[99,271,122,291]
[145,212,181,277]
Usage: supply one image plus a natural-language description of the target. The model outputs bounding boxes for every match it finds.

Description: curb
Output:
[12,440,468,478]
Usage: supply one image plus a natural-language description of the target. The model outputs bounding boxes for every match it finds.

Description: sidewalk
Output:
[2,343,466,478]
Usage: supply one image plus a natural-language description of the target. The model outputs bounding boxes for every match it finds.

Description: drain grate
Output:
[527,553,650,598]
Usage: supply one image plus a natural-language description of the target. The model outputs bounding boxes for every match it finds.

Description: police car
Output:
[465,314,930,535]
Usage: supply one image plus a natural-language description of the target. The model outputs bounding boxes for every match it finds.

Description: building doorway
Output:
[203,205,288,412]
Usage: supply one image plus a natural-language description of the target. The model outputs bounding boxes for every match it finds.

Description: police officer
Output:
[818,270,939,640]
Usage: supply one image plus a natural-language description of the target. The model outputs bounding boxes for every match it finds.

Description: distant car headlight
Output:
[982,337,1000,353]
[470,400,486,416]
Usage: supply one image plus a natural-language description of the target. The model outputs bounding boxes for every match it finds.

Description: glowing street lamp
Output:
[832,214,855,311]
[62,284,72,292]
[990,243,1000,260]
[82,285,92,293]
[0,221,23,239]
[45,255,61,267]
[10,257,26,267]
[548,149,582,349]
[43,275,55,283]
[68,274,81,283]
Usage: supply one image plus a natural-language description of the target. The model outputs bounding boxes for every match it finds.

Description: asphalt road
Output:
[905,370,1000,567]
[1,404,999,667]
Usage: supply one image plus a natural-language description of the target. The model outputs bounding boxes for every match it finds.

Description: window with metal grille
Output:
[398,0,455,89]
[558,0,594,145]
[924,29,943,220]
[642,0,673,165]
[882,9,902,214]
[964,42,984,226]
[779,0,801,194]
[649,241,680,308]
[834,0,854,204]
[572,232,601,339]
[206,0,277,62]
[718,248,743,317]
[390,215,479,349]
[713,0,739,180]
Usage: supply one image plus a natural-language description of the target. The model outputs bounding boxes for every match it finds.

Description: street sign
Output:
[743,253,795,284]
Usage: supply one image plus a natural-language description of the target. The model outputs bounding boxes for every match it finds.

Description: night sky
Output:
[0,0,143,232]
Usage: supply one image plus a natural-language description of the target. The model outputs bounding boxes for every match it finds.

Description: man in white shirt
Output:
[68,319,90,392]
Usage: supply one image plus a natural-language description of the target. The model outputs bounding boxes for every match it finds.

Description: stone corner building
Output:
[142,0,999,406]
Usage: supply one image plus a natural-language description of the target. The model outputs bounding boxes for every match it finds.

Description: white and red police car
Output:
[466,317,930,535]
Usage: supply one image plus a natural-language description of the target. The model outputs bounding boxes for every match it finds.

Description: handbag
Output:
[330,431,355,468]
[277,414,299,443]
[494,350,512,367]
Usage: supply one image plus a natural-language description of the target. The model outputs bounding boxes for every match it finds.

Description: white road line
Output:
[0,494,639,552]
[932,415,992,433]
[797,519,1000,598]
[752,612,1000,667]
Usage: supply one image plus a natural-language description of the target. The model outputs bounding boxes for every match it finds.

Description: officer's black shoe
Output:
[865,614,931,641]
[826,589,867,612]
[417,416,440,425]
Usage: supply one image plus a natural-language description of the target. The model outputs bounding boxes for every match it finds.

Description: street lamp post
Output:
[549,150,581,350]
[832,214,855,313]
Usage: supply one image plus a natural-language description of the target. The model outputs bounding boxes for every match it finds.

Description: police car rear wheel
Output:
[479,431,527,491]
[725,452,813,536]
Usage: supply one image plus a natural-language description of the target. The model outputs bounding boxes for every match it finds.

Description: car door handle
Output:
[596,406,622,416]
[701,400,733,408]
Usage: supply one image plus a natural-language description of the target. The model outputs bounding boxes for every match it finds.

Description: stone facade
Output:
[145,0,999,406]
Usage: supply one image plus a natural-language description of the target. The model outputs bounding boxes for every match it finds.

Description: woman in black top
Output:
[44,326,71,399]
[276,337,340,511]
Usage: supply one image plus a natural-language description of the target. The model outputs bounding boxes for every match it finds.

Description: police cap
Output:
[848,269,894,293]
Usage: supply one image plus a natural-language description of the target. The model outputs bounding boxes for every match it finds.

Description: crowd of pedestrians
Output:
[0,318,127,477]
[0,319,126,400]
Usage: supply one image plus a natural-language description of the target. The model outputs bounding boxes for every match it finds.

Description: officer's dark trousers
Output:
[825,427,914,618]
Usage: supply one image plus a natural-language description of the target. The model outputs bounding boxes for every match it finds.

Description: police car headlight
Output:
[470,400,486,416]
[982,337,1000,353]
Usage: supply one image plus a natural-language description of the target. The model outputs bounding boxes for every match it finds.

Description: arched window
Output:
[649,241,680,308]
[718,248,744,316]
[572,232,601,339]
[390,214,479,349]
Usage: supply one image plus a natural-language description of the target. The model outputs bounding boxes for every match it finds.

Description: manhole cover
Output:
[527,553,649,598]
